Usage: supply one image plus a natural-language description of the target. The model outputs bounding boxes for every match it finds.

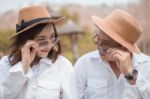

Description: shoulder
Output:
[0,55,11,70]
[57,55,72,64]
[0,55,10,65]
[56,55,73,69]
[75,50,100,65]
[133,53,150,64]
[73,50,102,72]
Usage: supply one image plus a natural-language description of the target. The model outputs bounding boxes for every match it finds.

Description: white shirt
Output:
[0,55,73,99]
[70,50,150,99]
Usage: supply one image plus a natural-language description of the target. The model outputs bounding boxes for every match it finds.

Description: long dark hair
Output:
[9,23,61,66]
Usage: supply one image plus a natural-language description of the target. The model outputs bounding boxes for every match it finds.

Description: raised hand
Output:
[21,40,39,74]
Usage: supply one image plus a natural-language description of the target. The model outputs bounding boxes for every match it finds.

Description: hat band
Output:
[16,17,51,32]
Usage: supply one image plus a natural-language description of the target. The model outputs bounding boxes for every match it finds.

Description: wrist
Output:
[124,69,138,82]
[21,62,30,74]
[123,67,133,76]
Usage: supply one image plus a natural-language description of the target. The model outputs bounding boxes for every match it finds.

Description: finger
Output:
[30,50,37,61]
[31,45,39,51]
[30,46,37,56]
[112,53,123,63]
[108,48,124,56]
[29,43,39,51]
[25,40,39,47]
[108,51,118,59]
[107,48,121,56]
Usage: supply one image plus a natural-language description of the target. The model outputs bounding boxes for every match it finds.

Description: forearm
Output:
[1,71,28,98]
[1,62,32,99]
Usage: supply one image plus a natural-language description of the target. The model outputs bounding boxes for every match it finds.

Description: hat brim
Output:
[10,17,65,39]
[92,15,140,54]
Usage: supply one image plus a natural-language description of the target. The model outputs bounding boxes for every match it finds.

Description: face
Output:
[34,24,59,58]
[93,27,124,61]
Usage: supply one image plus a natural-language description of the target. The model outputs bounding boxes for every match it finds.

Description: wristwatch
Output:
[124,69,138,81]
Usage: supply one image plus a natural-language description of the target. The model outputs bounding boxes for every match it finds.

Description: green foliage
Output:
[0,30,15,53]
[61,32,96,63]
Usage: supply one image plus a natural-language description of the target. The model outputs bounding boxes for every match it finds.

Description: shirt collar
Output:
[40,57,53,66]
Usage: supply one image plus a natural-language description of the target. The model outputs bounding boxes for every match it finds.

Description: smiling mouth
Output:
[41,50,49,53]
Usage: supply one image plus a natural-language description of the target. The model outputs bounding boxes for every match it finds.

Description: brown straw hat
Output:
[92,9,142,54]
[10,5,65,39]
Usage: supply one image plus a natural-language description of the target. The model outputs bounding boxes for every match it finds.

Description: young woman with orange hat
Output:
[71,9,150,99]
[0,5,73,99]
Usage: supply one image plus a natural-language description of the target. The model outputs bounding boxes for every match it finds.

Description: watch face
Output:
[125,69,138,81]
[132,69,138,78]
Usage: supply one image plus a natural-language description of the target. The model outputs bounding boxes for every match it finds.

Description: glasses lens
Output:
[38,41,49,47]
[99,47,108,55]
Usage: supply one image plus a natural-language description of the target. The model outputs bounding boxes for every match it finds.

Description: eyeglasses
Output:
[34,33,60,47]
[92,34,121,55]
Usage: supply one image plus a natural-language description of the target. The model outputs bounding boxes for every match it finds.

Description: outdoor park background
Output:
[0,0,150,63]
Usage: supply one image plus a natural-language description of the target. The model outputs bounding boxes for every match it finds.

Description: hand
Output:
[21,40,39,74]
[107,48,133,75]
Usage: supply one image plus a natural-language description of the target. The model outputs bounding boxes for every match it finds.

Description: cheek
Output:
[36,49,49,57]
[38,44,53,51]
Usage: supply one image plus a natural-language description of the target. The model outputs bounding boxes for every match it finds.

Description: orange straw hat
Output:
[10,5,65,39]
[92,9,142,54]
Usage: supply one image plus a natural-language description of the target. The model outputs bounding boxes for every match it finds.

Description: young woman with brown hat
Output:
[0,5,73,99]
[71,9,150,99]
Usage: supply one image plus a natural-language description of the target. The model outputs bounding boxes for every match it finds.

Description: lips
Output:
[41,49,49,53]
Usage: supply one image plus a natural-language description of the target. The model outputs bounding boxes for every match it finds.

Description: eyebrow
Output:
[36,33,55,39]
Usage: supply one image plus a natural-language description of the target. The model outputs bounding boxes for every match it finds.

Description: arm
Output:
[135,62,150,99]
[0,57,33,99]
[106,48,150,99]
[123,61,150,99]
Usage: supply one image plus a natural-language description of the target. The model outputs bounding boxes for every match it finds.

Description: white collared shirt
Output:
[0,55,73,99]
[70,50,150,99]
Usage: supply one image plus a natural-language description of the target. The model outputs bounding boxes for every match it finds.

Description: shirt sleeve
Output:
[70,58,87,99]
[124,61,150,99]
[135,71,150,99]
[0,56,33,99]
[60,57,73,99]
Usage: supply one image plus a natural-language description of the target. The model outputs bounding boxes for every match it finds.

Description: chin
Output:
[39,55,47,58]
[37,53,48,58]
